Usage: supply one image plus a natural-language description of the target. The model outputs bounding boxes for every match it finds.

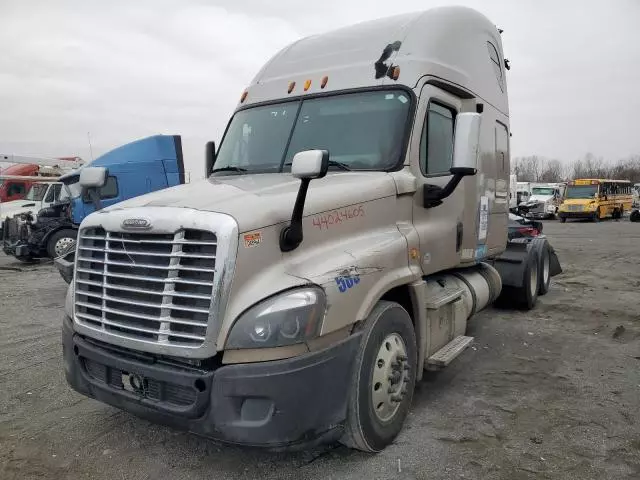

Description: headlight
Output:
[226,287,326,349]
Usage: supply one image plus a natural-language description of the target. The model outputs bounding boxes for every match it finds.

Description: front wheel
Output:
[47,229,77,259]
[340,301,417,452]
[593,208,601,222]
[560,216,567,223]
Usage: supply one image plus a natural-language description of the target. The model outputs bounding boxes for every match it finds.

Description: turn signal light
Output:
[391,66,400,80]
[321,76,328,88]
[304,79,312,91]
[288,81,296,94]
[240,90,248,103]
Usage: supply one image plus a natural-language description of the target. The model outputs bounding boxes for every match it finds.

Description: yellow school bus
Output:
[558,179,633,222]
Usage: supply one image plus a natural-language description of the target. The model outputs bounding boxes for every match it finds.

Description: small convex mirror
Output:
[291,150,329,180]
[450,112,481,175]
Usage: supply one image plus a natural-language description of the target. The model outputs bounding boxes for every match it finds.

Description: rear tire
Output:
[340,301,417,453]
[46,229,77,259]
[532,238,551,296]
[631,210,640,222]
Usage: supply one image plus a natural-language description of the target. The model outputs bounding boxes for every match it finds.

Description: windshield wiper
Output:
[327,160,352,171]
[283,160,352,171]
[210,166,248,174]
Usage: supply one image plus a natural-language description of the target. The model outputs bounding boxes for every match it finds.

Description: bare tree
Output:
[539,159,563,182]
[514,153,640,183]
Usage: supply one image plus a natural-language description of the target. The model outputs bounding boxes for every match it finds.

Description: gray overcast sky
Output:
[1,0,639,178]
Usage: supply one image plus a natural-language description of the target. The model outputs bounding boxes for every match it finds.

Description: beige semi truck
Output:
[62,6,561,452]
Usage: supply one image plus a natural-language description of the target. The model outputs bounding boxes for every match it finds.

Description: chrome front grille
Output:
[74,227,217,347]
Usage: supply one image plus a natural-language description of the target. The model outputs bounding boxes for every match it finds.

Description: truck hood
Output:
[529,194,553,203]
[562,198,594,205]
[102,171,398,232]
[0,200,41,221]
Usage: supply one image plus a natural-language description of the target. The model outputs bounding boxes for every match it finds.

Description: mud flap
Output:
[491,241,529,288]
[547,244,562,277]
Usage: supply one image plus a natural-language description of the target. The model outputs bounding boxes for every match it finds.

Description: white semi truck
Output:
[62,7,560,452]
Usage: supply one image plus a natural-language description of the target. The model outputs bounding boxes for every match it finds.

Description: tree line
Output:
[512,154,640,183]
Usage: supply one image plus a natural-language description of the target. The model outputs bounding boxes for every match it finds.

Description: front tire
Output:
[47,229,77,259]
[560,216,567,223]
[341,301,417,453]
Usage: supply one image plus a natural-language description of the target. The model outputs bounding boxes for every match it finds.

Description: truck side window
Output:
[44,184,57,203]
[100,176,118,199]
[7,182,26,197]
[495,122,509,174]
[420,102,455,176]
[82,176,119,202]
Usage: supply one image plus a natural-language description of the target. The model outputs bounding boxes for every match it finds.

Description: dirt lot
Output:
[1,220,639,480]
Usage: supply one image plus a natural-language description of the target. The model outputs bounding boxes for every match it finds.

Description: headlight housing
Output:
[226,287,326,349]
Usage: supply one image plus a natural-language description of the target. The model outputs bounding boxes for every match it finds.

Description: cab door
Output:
[42,183,62,208]
[408,83,468,275]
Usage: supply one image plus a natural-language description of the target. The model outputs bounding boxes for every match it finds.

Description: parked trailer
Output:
[62,7,561,452]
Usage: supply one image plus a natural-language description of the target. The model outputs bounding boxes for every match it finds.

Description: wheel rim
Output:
[54,237,75,256]
[530,258,538,298]
[371,333,410,422]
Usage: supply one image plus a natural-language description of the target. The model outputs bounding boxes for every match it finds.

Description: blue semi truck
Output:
[2,135,186,277]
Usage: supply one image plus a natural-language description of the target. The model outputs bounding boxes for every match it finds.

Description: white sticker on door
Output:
[478,196,489,241]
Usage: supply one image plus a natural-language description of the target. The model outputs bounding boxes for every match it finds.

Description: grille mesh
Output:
[74,227,217,347]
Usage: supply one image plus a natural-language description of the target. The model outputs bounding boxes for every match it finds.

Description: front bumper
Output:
[528,211,553,219]
[54,253,74,284]
[62,316,361,449]
[3,240,35,258]
[558,211,596,219]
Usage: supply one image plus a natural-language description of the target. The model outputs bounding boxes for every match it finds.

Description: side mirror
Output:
[450,112,481,176]
[79,167,107,188]
[280,149,330,252]
[291,149,329,180]
[205,141,216,178]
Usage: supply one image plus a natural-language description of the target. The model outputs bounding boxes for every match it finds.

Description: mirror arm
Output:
[205,141,216,178]
[423,167,476,209]
[280,178,311,252]
[88,188,102,211]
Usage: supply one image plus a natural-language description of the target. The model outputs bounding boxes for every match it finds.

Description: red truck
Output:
[0,164,42,202]
[0,156,83,202]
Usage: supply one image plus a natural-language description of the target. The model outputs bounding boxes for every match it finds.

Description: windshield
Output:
[213,90,412,174]
[565,185,598,199]
[24,183,48,201]
[532,187,555,196]
[60,181,82,201]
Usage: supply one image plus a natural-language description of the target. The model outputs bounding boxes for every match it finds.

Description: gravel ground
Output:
[1,220,639,480]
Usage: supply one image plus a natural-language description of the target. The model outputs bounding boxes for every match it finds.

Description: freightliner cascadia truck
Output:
[62,6,560,452]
